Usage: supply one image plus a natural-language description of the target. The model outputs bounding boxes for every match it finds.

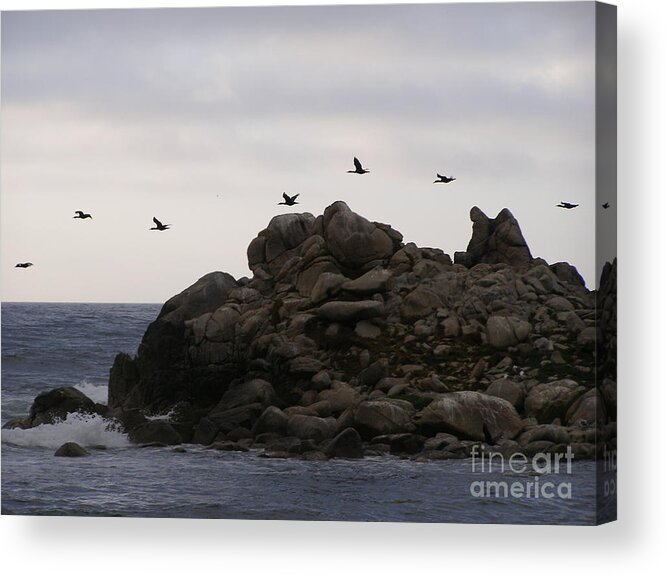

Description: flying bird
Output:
[557,202,579,209]
[15,262,33,268]
[434,173,456,184]
[278,193,300,206]
[73,211,92,219]
[602,202,610,209]
[150,217,171,231]
[347,157,369,174]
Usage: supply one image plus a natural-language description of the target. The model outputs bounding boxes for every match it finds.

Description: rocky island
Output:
[7,202,617,461]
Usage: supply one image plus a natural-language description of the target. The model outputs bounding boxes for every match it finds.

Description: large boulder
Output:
[524,379,587,423]
[400,287,443,321]
[215,379,277,411]
[325,427,364,459]
[486,316,531,349]
[247,212,316,271]
[128,420,182,445]
[417,391,523,442]
[323,201,397,269]
[566,388,607,426]
[287,414,338,442]
[485,379,526,411]
[29,387,100,427]
[351,400,414,439]
[252,406,289,436]
[157,271,238,325]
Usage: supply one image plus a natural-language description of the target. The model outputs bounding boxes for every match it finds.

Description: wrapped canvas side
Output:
[595,1,617,525]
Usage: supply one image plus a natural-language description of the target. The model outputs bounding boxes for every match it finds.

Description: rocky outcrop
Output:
[454,207,532,267]
[13,202,614,461]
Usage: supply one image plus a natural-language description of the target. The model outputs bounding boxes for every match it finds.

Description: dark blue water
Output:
[1,303,599,524]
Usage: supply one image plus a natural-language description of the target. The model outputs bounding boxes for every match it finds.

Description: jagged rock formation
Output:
[454,207,532,267]
[7,202,615,460]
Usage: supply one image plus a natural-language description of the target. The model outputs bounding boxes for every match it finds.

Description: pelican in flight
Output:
[15,262,33,268]
[73,211,92,219]
[150,217,171,231]
[278,193,300,206]
[557,202,579,210]
[347,157,369,174]
[434,173,456,184]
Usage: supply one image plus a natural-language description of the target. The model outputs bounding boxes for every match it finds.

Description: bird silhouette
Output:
[278,193,300,206]
[150,217,171,231]
[15,262,33,268]
[434,173,456,184]
[73,211,92,219]
[602,202,610,209]
[347,157,369,174]
[557,202,579,209]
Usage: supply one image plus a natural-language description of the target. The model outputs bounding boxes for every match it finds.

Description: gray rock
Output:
[257,212,316,266]
[485,379,526,411]
[355,320,382,339]
[566,388,607,426]
[215,379,277,411]
[29,386,99,427]
[519,424,570,445]
[524,379,587,423]
[319,382,363,413]
[323,201,396,268]
[316,300,385,323]
[252,406,289,436]
[358,359,389,387]
[128,420,182,445]
[372,433,425,454]
[400,287,443,321]
[310,272,347,303]
[464,207,532,267]
[352,400,414,439]
[287,414,338,442]
[54,442,89,457]
[324,427,364,459]
[577,326,599,348]
[288,357,325,376]
[545,296,575,312]
[486,316,531,349]
[417,391,523,442]
[342,268,392,294]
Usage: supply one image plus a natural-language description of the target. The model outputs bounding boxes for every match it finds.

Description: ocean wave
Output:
[74,380,108,405]
[1,412,130,449]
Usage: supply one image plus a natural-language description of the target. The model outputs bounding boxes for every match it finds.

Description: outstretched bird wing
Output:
[292,193,300,201]
[282,193,290,203]
[153,217,163,227]
[74,211,84,217]
[353,157,362,171]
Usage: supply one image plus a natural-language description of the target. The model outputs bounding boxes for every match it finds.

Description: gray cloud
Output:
[1,3,598,303]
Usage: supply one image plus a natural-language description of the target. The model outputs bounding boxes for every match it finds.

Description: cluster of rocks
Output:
[6,202,617,461]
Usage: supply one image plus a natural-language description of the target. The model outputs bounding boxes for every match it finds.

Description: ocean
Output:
[1,302,598,523]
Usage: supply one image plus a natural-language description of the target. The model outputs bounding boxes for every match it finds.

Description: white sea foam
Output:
[74,380,108,405]
[145,408,176,422]
[1,412,130,449]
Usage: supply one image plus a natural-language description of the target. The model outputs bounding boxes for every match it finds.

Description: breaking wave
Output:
[1,412,129,449]
[74,380,109,405]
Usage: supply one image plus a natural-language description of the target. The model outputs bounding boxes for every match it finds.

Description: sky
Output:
[1,2,600,303]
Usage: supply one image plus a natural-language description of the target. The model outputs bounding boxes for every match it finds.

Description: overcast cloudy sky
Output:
[1,2,599,303]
